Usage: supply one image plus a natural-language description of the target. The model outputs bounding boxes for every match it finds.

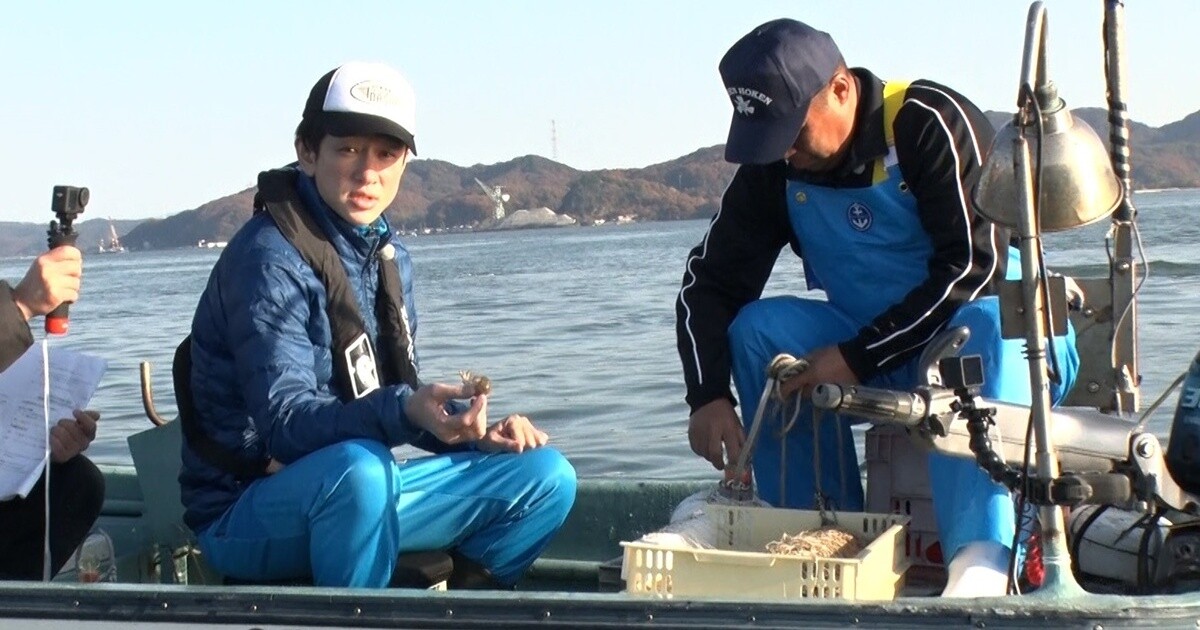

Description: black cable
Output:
[1024,84,1064,385]
[1070,504,1110,578]
[1136,508,1166,593]
[1008,409,1036,594]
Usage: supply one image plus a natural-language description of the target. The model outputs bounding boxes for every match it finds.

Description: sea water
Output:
[1,189,1197,482]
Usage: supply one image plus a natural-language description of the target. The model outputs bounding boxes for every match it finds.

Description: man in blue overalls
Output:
[675,19,1077,596]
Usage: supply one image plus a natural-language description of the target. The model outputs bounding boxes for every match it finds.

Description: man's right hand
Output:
[688,398,745,471]
[13,246,82,322]
[404,382,488,445]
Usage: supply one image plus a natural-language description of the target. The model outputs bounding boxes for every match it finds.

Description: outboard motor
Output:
[1163,349,1200,592]
[1167,350,1200,495]
[1055,349,1200,593]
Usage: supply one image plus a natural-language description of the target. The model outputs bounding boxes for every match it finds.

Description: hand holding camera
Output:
[13,246,83,322]
[38,185,88,334]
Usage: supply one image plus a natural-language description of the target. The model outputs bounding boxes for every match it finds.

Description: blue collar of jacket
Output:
[293,170,392,264]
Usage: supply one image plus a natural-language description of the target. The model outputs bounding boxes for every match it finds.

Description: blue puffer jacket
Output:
[181,169,428,532]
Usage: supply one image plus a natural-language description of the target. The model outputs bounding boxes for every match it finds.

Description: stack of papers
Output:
[0,342,106,500]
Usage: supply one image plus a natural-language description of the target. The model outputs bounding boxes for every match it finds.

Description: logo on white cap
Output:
[324,62,417,139]
[349,81,404,106]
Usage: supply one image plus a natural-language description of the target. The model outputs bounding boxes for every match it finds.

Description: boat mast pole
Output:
[1104,0,1140,415]
[1013,3,1087,598]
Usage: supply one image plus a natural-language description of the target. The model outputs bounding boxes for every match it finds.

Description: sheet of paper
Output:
[0,341,107,500]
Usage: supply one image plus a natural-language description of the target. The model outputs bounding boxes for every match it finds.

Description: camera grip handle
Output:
[45,229,78,335]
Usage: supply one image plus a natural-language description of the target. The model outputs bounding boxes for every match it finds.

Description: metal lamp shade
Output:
[972,107,1122,232]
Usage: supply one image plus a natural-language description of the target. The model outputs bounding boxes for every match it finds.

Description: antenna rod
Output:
[1103,0,1139,415]
[551,119,559,161]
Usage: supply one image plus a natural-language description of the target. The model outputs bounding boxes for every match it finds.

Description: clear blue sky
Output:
[2,0,1194,223]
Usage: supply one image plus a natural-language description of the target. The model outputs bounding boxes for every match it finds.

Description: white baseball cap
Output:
[302,61,418,155]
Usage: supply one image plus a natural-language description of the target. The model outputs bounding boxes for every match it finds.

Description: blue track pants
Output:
[197,439,576,587]
[728,295,1077,563]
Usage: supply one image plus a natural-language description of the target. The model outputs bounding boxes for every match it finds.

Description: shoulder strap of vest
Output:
[374,254,419,389]
[872,79,912,184]
[881,80,911,147]
[174,334,269,479]
[256,169,419,395]
[255,169,372,401]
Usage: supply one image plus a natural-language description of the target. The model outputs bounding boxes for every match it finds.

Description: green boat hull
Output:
[0,467,1196,629]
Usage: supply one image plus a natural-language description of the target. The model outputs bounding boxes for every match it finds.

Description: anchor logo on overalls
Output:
[847,202,873,232]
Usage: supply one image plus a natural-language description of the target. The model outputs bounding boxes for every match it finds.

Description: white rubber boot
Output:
[941,540,1010,597]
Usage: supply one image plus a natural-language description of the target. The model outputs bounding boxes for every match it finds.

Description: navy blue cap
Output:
[719,19,844,164]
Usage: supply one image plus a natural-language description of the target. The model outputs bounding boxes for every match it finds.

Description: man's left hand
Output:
[478,414,549,454]
[778,345,858,398]
[50,409,98,464]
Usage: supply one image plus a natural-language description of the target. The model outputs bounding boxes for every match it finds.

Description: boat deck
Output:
[1,468,1196,629]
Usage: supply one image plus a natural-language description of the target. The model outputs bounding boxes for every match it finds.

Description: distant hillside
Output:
[0,217,143,258]
[3,106,1199,257]
[123,188,255,251]
[118,147,737,251]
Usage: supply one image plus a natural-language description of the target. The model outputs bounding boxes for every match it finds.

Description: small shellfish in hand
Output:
[459,370,492,397]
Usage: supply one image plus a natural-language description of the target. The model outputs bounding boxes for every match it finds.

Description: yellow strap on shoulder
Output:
[873,80,912,184]
[882,79,910,147]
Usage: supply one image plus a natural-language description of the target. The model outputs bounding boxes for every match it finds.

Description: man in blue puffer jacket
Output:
[180,61,576,589]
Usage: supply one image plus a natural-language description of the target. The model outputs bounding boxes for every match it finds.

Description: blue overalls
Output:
[727,82,1079,564]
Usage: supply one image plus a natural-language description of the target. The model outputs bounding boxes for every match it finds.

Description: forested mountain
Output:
[3,107,1198,256]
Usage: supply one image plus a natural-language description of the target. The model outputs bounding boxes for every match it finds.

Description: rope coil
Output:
[724,353,848,524]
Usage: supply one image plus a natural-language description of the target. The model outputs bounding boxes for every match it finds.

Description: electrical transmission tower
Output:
[551,119,559,161]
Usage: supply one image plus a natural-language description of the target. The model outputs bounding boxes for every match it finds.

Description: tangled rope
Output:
[721,353,864,557]
[721,354,810,501]
[767,527,864,559]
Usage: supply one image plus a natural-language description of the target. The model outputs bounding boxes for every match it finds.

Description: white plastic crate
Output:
[864,426,943,566]
[620,504,910,601]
